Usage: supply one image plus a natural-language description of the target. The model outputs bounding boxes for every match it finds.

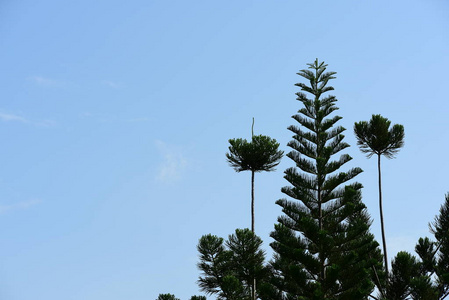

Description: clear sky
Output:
[1,1,448,299]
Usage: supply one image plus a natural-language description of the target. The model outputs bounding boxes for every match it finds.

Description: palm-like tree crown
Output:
[226,135,283,172]
[354,114,405,159]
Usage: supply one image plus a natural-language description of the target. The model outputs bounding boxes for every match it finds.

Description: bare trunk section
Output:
[378,154,389,277]
[251,170,256,300]
[251,170,255,233]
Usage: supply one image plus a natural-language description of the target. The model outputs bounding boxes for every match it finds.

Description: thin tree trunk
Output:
[251,170,256,300]
[251,170,255,233]
[378,154,389,276]
[251,117,256,300]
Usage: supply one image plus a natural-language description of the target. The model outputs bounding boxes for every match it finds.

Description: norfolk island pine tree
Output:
[226,120,283,300]
[268,59,382,299]
[226,118,284,233]
[354,114,405,279]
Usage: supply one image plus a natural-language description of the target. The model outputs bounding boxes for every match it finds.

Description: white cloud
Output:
[0,199,41,214]
[36,119,57,127]
[101,80,122,89]
[0,111,55,127]
[0,112,27,123]
[125,117,149,122]
[80,112,149,123]
[30,76,60,87]
[155,140,188,183]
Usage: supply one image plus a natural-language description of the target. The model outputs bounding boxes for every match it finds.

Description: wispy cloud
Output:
[80,112,149,123]
[0,112,27,123]
[36,119,57,127]
[125,117,149,122]
[155,140,188,183]
[29,76,62,87]
[0,199,41,214]
[101,80,123,89]
[0,111,55,127]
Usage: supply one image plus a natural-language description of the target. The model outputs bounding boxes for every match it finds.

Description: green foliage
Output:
[226,228,266,292]
[417,193,449,299]
[197,229,266,300]
[156,293,180,300]
[226,134,283,173]
[386,251,420,299]
[269,59,380,299]
[354,114,405,159]
[197,234,232,296]
[430,195,449,285]
[380,194,449,300]
[190,296,207,300]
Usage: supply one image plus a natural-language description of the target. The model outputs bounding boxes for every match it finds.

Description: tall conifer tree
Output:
[269,59,381,299]
[354,114,405,277]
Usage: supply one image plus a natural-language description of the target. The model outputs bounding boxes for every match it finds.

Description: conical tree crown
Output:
[283,59,362,208]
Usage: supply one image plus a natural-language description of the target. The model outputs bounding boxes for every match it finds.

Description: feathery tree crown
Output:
[226,135,283,173]
[354,114,405,159]
[269,59,380,299]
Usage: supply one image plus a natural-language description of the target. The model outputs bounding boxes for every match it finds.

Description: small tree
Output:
[190,296,207,300]
[354,114,405,276]
[197,229,266,300]
[407,193,449,299]
[156,294,180,300]
[197,234,234,298]
[226,119,283,233]
[428,193,449,298]
[386,251,420,299]
[227,228,266,300]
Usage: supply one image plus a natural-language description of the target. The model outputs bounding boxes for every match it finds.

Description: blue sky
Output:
[1,1,448,299]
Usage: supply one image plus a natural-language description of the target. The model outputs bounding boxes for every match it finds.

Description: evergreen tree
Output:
[269,59,381,299]
[227,121,283,300]
[378,194,449,300]
[385,251,421,299]
[429,193,449,299]
[197,234,236,299]
[354,114,405,277]
[226,119,283,233]
[227,229,266,300]
[197,229,267,300]
[156,294,180,300]
[190,296,207,300]
[406,193,449,299]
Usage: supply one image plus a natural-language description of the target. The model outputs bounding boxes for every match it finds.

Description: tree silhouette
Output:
[226,119,283,233]
[354,114,405,277]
